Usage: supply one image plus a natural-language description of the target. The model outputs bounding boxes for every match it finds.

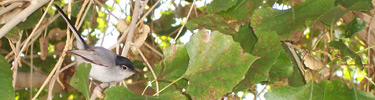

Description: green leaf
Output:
[318,7,347,25]
[321,80,375,100]
[266,80,375,100]
[335,0,372,11]
[206,0,238,13]
[104,86,186,100]
[187,14,236,36]
[329,41,363,68]
[269,50,293,83]
[233,24,257,53]
[234,31,282,92]
[251,0,335,36]
[184,30,259,99]
[265,82,324,100]
[70,63,91,100]
[4,26,20,39]
[17,9,42,29]
[319,0,372,25]
[337,17,366,38]
[222,0,263,22]
[72,2,93,22]
[146,45,189,93]
[0,55,15,100]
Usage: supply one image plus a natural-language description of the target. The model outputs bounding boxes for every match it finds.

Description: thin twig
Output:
[122,0,142,57]
[0,0,49,38]
[141,80,155,95]
[366,9,375,92]
[31,1,65,99]
[0,2,23,16]
[100,1,115,46]
[136,0,161,26]
[153,76,183,96]
[29,42,34,99]
[138,48,159,96]
[173,0,195,43]
[93,0,119,20]
[144,43,163,57]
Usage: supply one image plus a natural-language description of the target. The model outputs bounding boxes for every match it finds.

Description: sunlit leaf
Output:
[70,63,91,99]
[321,80,375,100]
[146,45,189,93]
[187,14,236,36]
[252,0,335,37]
[104,86,186,100]
[329,41,363,68]
[337,17,366,38]
[265,82,323,100]
[184,30,258,99]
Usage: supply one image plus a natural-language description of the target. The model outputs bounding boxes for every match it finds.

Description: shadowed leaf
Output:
[0,55,14,100]
[206,0,238,13]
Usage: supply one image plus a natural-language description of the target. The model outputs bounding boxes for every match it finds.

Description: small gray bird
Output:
[54,4,139,83]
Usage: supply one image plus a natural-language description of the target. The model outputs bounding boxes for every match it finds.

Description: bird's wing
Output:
[68,49,107,67]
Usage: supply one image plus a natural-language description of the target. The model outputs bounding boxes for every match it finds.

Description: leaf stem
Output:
[153,76,184,96]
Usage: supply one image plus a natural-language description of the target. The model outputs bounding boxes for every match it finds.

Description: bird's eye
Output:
[121,65,127,70]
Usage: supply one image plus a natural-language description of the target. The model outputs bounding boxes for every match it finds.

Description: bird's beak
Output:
[133,69,141,74]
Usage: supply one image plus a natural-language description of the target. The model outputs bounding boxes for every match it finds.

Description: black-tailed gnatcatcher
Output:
[54,4,139,83]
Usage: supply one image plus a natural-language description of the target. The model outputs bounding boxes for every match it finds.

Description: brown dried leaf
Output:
[48,28,67,40]
[304,70,313,83]
[54,42,65,53]
[39,37,49,60]
[131,25,150,53]
[116,19,129,33]
[303,54,325,70]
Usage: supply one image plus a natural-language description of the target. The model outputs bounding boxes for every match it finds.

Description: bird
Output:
[53,4,139,83]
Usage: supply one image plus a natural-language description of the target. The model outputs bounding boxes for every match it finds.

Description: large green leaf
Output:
[329,41,363,68]
[265,82,324,100]
[184,30,258,99]
[104,86,186,100]
[251,0,335,37]
[266,80,375,100]
[321,80,375,100]
[186,14,236,36]
[70,63,91,100]
[146,45,189,93]
[206,0,237,13]
[0,55,14,100]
